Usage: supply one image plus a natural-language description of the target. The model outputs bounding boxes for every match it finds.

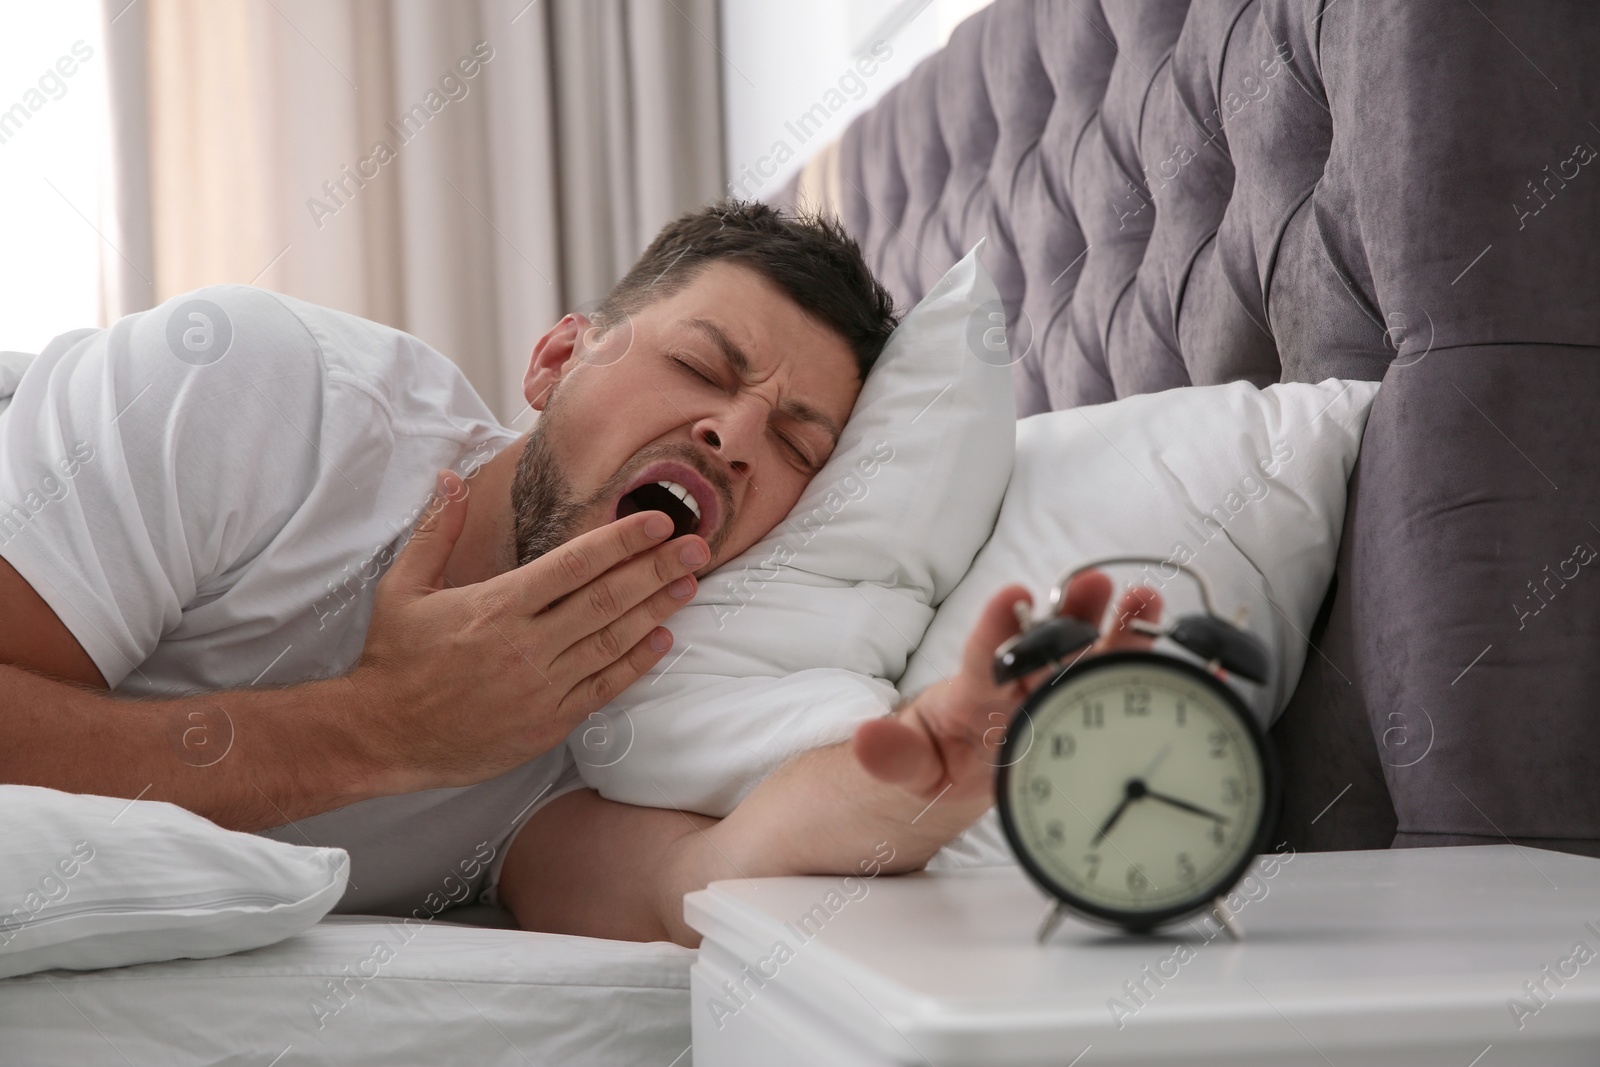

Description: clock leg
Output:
[1211,896,1245,941]
[1035,902,1069,945]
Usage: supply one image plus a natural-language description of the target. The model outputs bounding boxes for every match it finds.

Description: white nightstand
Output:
[685,845,1600,1066]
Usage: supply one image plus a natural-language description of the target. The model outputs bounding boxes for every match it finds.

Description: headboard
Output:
[776,0,1600,857]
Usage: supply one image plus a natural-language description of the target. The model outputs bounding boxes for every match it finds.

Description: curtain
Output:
[101,0,724,423]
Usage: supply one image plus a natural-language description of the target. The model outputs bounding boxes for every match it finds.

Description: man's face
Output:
[509,261,864,573]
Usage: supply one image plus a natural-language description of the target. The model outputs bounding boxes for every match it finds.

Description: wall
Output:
[718,0,991,200]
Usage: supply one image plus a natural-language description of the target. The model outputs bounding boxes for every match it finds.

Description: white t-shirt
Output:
[0,285,578,915]
[0,285,517,691]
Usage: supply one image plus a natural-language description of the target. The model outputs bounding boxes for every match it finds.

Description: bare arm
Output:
[1,554,379,829]
[499,739,970,945]
[500,574,1163,946]
[0,474,706,831]
[0,663,388,832]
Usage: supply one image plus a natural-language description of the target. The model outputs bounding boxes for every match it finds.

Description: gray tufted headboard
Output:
[775,0,1600,858]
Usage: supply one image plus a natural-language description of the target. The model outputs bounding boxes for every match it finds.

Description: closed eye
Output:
[781,435,810,465]
[668,355,713,383]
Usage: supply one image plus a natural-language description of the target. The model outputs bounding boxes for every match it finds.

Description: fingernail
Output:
[668,575,696,599]
[649,628,672,652]
[679,539,709,566]
[644,512,673,539]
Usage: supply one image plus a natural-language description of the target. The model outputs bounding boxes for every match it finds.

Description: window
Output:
[0,1,110,354]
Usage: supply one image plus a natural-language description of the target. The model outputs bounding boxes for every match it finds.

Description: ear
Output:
[523,315,587,412]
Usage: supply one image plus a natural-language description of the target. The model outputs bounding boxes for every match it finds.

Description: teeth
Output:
[655,480,701,522]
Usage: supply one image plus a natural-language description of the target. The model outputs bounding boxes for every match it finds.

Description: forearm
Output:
[0,664,392,831]
[499,788,720,945]
[702,738,990,883]
[506,706,995,949]
[656,741,989,945]
[505,745,990,949]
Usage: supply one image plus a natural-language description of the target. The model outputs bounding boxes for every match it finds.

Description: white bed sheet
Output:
[0,914,695,1066]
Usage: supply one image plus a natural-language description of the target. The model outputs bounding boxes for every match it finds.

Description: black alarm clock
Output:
[991,558,1281,943]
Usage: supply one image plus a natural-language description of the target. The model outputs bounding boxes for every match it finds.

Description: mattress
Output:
[0,914,695,1066]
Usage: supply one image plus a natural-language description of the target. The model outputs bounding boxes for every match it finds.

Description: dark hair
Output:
[592,199,899,379]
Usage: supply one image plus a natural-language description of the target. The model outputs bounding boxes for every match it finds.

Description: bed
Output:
[0,911,693,1066]
[4,1,1598,1063]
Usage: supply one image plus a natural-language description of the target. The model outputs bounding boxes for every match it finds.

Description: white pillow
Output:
[902,378,1382,726]
[911,379,1379,871]
[569,243,1017,815]
[0,786,348,979]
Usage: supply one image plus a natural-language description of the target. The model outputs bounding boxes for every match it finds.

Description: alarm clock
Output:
[991,558,1281,943]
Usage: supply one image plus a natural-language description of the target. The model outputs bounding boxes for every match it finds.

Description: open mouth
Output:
[617,478,704,539]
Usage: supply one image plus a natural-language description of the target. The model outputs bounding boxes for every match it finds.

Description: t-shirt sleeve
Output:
[0,286,326,688]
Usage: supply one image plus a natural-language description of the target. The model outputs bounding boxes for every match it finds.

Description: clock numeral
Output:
[1083,702,1105,729]
[1210,822,1226,846]
[1175,700,1187,727]
[1084,853,1102,882]
[1028,777,1050,803]
[1208,729,1229,758]
[1124,688,1150,716]
[1221,777,1243,805]
[1051,734,1076,760]
[1176,852,1197,884]
[1045,820,1065,847]
[1126,866,1149,893]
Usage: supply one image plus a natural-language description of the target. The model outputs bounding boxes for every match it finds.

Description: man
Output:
[0,201,1157,946]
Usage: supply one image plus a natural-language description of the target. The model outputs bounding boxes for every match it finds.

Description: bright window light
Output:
[0,1,110,354]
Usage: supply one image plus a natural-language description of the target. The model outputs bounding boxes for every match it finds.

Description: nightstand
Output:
[686,845,1600,1066]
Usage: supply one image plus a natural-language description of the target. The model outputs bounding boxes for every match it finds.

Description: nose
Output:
[694,399,764,479]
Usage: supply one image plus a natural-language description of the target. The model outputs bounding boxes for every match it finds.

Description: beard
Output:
[508,413,591,568]
[508,388,733,567]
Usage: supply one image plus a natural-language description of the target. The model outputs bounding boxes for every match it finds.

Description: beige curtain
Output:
[102,0,724,423]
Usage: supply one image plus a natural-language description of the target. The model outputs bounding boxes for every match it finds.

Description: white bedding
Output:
[0,914,694,1066]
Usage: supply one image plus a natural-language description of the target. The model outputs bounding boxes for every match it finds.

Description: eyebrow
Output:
[686,317,843,446]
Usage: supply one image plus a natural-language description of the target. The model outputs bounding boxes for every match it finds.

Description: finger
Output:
[1058,569,1114,626]
[1016,660,1063,699]
[1096,586,1164,652]
[542,533,707,643]
[549,573,696,682]
[382,470,469,598]
[981,570,1111,699]
[558,626,675,720]
[853,716,945,795]
[492,510,696,614]
[958,584,1033,690]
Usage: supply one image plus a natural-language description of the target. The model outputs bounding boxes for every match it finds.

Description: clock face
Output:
[997,653,1274,929]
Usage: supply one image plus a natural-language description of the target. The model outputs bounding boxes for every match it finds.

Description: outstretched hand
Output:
[852,571,1163,812]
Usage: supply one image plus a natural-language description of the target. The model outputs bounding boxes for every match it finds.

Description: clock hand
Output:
[1139,743,1173,780]
[1091,779,1148,845]
[1143,788,1230,824]
[1091,796,1132,846]
[1089,749,1176,846]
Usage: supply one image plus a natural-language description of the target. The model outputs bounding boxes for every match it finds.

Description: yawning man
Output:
[0,201,1158,945]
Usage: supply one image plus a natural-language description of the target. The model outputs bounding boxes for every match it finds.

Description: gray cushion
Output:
[782,0,1600,856]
